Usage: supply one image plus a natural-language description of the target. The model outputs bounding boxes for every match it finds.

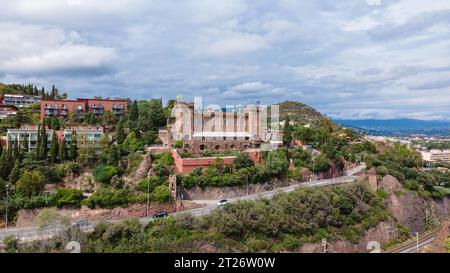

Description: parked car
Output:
[217,199,228,207]
[150,211,169,221]
[71,220,89,227]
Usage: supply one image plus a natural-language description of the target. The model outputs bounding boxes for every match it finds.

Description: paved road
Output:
[0,164,366,242]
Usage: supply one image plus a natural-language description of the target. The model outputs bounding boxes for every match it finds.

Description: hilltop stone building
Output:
[159,101,281,153]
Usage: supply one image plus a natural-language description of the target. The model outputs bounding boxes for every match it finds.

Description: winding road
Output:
[0,164,366,243]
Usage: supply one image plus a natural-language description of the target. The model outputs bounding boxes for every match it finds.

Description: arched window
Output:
[200,144,206,151]
[215,145,220,150]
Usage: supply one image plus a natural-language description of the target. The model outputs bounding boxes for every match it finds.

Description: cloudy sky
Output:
[1,0,449,120]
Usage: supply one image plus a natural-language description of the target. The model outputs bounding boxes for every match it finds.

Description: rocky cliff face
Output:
[379,175,450,233]
[295,175,450,253]
[123,153,152,186]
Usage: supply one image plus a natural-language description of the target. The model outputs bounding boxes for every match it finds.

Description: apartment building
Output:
[2,94,41,108]
[7,125,53,152]
[40,98,128,120]
[0,104,18,120]
[420,149,450,163]
[61,124,105,149]
[6,124,105,152]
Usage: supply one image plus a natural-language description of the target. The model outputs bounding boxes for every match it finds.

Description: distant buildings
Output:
[0,104,18,120]
[1,94,41,108]
[420,149,450,164]
[40,98,128,120]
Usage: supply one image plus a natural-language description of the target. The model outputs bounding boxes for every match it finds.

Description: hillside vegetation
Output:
[278,100,325,124]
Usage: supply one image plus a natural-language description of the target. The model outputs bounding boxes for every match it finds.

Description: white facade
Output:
[420,149,450,163]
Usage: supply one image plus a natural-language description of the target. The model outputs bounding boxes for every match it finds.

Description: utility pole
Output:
[322,238,327,253]
[246,169,249,196]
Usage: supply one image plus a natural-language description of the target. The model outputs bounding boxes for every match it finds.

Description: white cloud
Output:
[0,23,116,75]
[0,0,449,120]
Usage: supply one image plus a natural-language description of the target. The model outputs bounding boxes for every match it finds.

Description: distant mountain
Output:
[278,101,326,124]
[335,118,450,136]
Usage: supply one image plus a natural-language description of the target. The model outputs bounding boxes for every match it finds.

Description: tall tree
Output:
[50,117,60,130]
[50,131,59,163]
[283,116,293,147]
[36,124,42,159]
[40,119,48,160]
[0,152,9,180]
[69,130,78,160]
[59,138,68,162]
[21,134,29,154]
[13,137,21,162]
[107,144,120,166]
[9,159,21,184]
[129,100,139,121]
[115,121,125,145]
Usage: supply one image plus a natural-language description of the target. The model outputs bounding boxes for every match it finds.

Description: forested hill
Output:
[0,82,67,99]
[277,100,326,124]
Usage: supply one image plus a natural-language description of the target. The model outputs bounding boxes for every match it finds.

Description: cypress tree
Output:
[40,119,48,160]
[22,134,29,154]
[9,159,21,184]
[13,137,20,162]
[283,116,293,147]
[51,117,60,130]
[36,124,42,159]
[50,131,59,163]
[116,121,125,145]
[0,152,9,180]
[69,130,78,160]
[59,137,68,162]
[129,100,139,121]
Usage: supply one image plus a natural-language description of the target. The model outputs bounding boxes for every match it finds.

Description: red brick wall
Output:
[172,149,236,174]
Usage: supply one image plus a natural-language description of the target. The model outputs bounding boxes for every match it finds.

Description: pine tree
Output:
[50,131,59,163]
[107,144,120,166]
[69,130,78,160]
[9,159,21,184]
[59,138,68,162]
[115,121,125,144]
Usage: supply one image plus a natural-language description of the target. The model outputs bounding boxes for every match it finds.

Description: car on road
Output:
[150,211,169,221]
[71,220,89,228]
[217,199,228,207]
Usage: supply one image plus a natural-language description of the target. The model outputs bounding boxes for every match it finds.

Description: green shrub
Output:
[138,176,165,193]
[92,165,119,184]
[84,187,134,209]
[50,188,84,208]
[151,185,172,203]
